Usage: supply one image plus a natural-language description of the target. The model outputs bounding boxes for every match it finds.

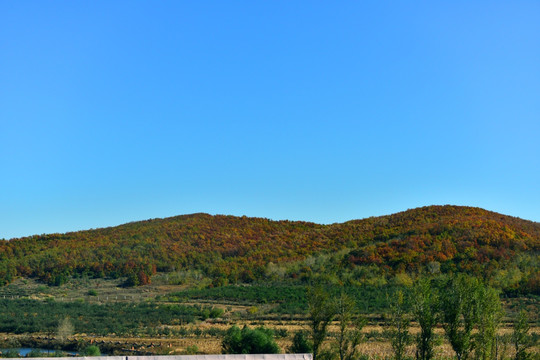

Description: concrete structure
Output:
[16,354,313,360]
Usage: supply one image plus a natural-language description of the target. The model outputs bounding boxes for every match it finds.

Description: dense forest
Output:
[0,205,539,294]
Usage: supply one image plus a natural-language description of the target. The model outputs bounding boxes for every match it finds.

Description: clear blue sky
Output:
[1,1,539,239]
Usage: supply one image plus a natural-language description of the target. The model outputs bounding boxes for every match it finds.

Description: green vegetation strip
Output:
[0,299,220,336]
[166,284,401,314]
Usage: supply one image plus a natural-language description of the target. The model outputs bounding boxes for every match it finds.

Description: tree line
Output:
[220,274,538,360]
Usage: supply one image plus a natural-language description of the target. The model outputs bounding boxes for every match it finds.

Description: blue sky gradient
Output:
[1,1,539,239]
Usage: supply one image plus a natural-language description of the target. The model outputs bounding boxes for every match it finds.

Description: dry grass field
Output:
[3,319,536,358]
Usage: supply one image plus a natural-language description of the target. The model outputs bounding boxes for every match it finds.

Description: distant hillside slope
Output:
[0,205,538,292]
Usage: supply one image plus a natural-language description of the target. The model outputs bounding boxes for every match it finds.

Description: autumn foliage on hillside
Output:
[341,206,540,292]
[0,206,538,293]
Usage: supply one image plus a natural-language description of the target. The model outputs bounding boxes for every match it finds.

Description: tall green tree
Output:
[439,275,481,360]
[411,278,438,360]
[474,286,503,360]
[308,286,337,360]
[334,292,366,360]
[388,290,411,360]
[512,310,536,360]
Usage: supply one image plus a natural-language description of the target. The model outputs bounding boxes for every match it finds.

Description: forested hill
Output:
[0,205,539,293]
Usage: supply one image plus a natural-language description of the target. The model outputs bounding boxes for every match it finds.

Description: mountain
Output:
[0,205,538,293]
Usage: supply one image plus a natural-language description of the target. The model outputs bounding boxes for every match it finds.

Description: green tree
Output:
[308,286,337,360]
[222,325,280,354]
[512,310,536,360]
[388,290,411,360]
[412,278,438,360]
[334,292,366,360]
[439,275,481,360]
[474,286,503,360]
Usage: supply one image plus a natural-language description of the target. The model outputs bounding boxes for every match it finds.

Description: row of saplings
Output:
[221,275,538,360]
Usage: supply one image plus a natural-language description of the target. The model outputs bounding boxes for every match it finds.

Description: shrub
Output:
[209,307,225,318]
[222,325,280,354]
[81,345,100,356]
[26,349,48,358]
[185,345,199,355]
[2,350,20,358]
[289,331,313,354]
